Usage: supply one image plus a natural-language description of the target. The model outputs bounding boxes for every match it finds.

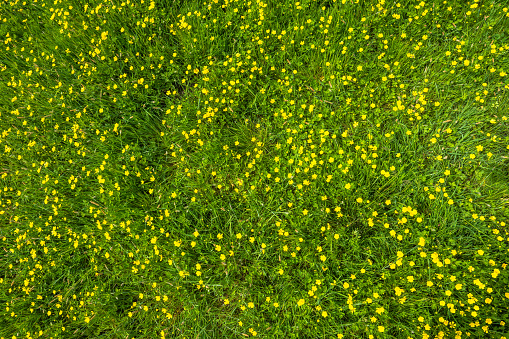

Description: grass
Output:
[1,0,509,338]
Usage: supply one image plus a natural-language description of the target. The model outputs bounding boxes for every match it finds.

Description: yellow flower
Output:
[297,299,305,306]
[394,286,404,296]
[378,326,385,333]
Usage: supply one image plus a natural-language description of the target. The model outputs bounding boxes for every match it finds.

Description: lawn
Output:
[1,0,509,338]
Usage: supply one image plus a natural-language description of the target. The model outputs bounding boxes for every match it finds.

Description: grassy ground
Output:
[1,0,509,338]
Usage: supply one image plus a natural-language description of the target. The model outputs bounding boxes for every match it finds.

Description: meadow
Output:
[1,0,509,338]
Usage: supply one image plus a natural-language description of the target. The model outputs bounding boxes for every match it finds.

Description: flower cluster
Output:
[0,0,508,338]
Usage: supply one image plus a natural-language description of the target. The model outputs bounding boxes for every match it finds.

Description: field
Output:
[1,0,509,338]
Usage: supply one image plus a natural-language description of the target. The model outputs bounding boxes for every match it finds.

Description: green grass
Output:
[1,0,509,338]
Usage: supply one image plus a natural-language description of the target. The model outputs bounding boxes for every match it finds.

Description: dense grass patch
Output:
[1,0,509,338]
